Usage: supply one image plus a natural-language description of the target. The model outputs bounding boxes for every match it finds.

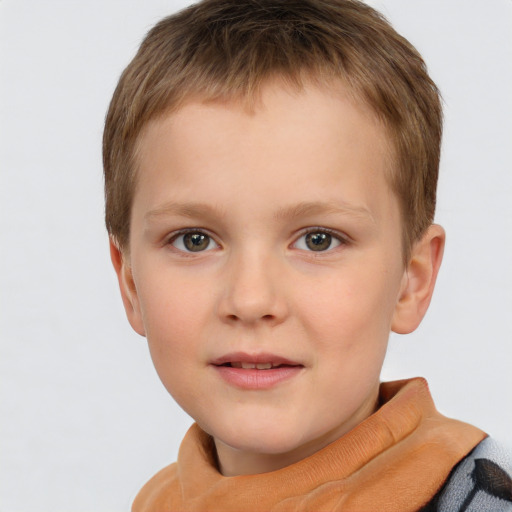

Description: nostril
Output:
[225,313,275,322]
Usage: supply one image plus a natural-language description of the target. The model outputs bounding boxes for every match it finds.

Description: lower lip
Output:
[213,365,303,390]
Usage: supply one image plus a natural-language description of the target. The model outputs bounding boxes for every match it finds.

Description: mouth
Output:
[217,361,299,370]
[210,352,304,389]
[211,352,303,369]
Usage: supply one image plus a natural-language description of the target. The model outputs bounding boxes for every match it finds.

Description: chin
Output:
[206,416,316,457]
[235,435,304,456]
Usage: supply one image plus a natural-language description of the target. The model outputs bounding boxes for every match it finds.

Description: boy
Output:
[103,0,512,510]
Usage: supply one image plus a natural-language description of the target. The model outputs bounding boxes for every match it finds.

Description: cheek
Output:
[299,264,400,351]
[140,286,208,411]
[136,264,212,335]
[136,275,209,377]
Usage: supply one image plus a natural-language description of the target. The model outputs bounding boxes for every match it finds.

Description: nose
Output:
[217,248,289,326]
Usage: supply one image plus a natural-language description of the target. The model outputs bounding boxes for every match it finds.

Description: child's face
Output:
[120,82,411,475]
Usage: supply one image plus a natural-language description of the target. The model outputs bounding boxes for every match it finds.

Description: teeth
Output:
[231,362,274,369]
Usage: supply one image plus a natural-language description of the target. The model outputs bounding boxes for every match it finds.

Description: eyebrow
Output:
[144,200,375,224]
[272,201,375,224]
[144,202,227,223]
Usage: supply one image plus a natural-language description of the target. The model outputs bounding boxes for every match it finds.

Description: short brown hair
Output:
[103,0,442,260]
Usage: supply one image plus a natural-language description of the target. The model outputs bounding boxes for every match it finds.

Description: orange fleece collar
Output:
[133,378,486,512]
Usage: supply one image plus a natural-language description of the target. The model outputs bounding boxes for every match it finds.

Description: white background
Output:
[1,1,511,510]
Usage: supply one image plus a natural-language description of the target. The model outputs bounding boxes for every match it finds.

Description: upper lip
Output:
[210,352,303,367]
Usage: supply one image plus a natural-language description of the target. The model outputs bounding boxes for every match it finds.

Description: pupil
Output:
[184,233,209,252]
[306,232,331,251]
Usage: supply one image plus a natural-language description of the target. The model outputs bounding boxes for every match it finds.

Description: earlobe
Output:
[391,224,445,334]
[109,238,146,337]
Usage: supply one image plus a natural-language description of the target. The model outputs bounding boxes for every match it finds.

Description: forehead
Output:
[133,81,397,227]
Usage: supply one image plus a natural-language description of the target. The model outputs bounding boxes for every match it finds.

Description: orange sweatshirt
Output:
[132,378,485,512]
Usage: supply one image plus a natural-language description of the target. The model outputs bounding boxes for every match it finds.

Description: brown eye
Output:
[305,232,332,251]
[294,230,343,252]
[171,231,216,252]
[183,232,211,252]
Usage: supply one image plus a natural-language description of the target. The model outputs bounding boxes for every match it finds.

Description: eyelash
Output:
[293,227,349,253]
[166,229,220,254]
[165,227,349,254]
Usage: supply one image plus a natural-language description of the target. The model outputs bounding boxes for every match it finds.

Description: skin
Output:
[111,81,445,476]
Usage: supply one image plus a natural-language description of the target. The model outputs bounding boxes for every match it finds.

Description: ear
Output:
[109,238,146,336]
[392,224,445,334]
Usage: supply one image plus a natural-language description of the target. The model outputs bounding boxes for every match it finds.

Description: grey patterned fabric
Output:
[425,438,512,512]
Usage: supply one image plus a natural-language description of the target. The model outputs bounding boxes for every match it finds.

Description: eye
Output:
[170,231,218,252]
[294,230,343,252]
